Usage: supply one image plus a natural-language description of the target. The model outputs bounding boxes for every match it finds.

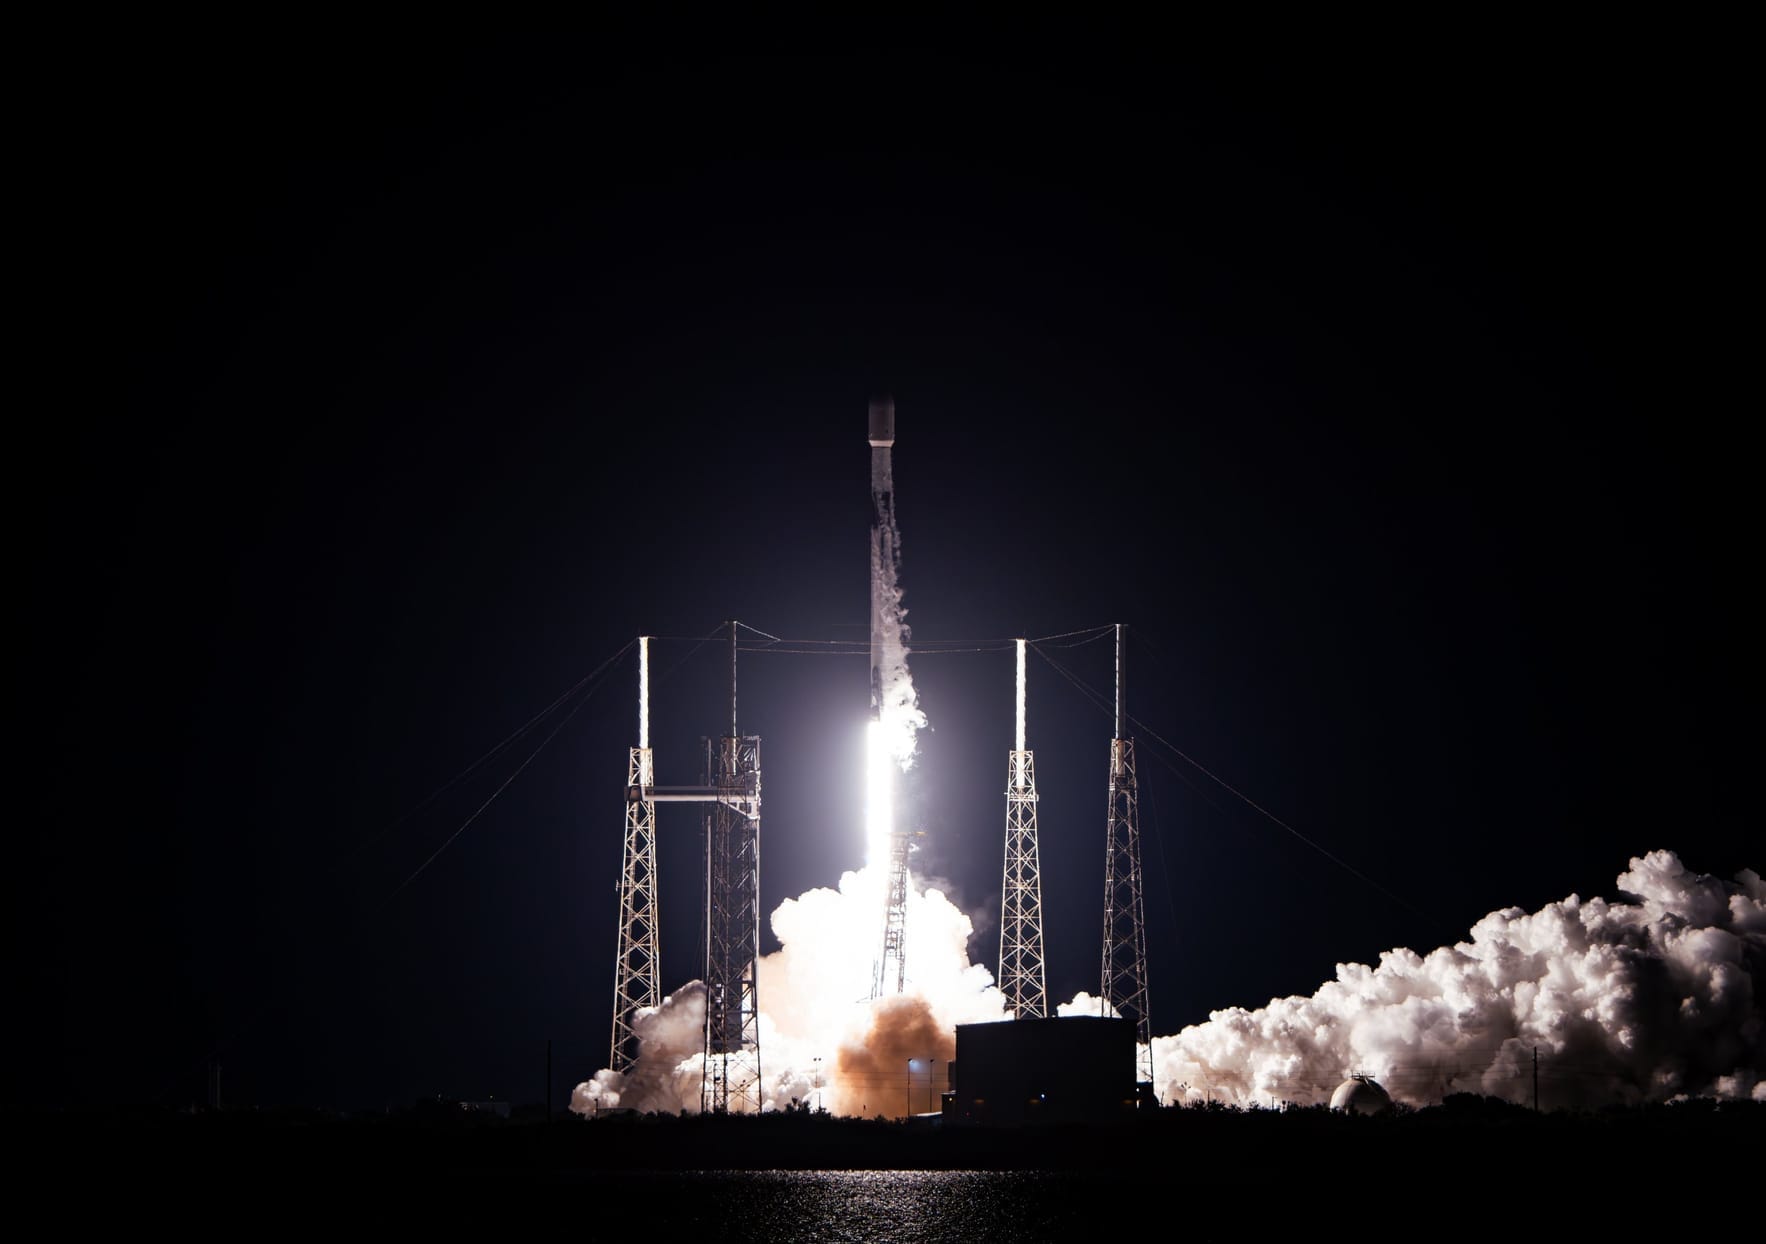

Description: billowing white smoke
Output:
[573,864,1014,1118]
[576,850,1761,1117]
[571,981,707,1115]
[1152,850,1766,1109]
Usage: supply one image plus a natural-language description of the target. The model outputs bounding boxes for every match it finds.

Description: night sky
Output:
[22,25,1752,1113]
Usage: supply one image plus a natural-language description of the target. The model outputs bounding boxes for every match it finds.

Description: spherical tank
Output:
[1330,1075,1393,1115]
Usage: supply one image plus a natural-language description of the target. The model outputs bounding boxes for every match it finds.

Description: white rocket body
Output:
[868,397,895,720]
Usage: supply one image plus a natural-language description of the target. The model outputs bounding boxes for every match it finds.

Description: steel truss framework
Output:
[610,746,659,1072]
[1100,736,1153,1084]
[999,749,1049,1018]
[702,734,763,1113]
[873,829,913,997]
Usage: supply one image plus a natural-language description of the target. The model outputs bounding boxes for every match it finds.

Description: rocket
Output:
[868,396,895,720]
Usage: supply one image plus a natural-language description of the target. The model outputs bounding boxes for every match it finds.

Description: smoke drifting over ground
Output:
[835,995,955,1118]
[1154,850,1765,1109]
[573,864,1007,1118]
[576,850,1762,1117]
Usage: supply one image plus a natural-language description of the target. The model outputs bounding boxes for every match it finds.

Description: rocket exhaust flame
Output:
[865,721,895,871]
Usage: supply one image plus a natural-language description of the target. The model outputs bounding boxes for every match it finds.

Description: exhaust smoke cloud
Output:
[1153,849,1765,1109]
[576,850,1762,1117]
[573,864,1008,1118]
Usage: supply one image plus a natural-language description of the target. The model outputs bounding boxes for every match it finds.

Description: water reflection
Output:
[571,1169,1127,1241]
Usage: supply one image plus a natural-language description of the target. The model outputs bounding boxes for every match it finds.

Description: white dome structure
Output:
[1330,1075,1393,1115]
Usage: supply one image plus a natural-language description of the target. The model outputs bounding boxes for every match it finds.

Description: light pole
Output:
[812,1057,823,1113]
[906,1057,937,1115]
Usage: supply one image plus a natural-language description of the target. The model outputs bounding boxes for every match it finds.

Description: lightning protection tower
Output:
[702,623,763,1112]
[999,638,1048,1018]
[1099,623,1153,1085]
[610,637,660,1073]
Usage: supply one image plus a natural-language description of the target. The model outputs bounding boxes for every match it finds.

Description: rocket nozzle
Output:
[868,397,895,448]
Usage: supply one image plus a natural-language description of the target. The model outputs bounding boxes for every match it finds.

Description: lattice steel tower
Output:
[702,624,763,1113]
[999,638,1048,1017]
[873,829,917,997]
[1100,623,1153,1085]
[610,637,660,1073]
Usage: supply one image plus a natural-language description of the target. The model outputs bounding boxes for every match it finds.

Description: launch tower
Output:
[1099,623,1153,1085]
[702,625,763,1112]
[610,623,762,1110]
[873,830,918,996]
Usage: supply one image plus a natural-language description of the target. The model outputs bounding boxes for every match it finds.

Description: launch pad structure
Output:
[613,626,762,1113]
[605,399,1158,1110]
[873,828,921,998]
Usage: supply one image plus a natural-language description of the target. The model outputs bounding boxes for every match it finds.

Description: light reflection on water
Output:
[570,1169,1132,1242]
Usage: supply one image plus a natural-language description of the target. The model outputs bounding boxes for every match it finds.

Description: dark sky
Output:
[21,23,1753,1113]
